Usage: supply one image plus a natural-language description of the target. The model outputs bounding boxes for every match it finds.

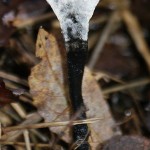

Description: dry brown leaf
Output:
[29,28,117,149]
[29,28,70,141]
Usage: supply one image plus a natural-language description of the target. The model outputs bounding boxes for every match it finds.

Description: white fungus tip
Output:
[46,0,100,41]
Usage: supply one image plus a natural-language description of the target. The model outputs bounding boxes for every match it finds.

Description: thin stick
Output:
[13,13,54,29]
[102,77,150,95]
[0,141,50,148]
[0,71,28,86]
[93,71,125,84]
[3,118,102,133]
[11,103,27,119]
[122,9,150,71]
[23,130,31,150]
[1,113,42,141]
[88,11,120,69]
[0,123,1,150]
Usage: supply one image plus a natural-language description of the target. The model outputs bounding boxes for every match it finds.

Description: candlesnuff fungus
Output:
[45,0,100,149]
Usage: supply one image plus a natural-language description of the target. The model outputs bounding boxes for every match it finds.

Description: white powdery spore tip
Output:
[46,0,100,41]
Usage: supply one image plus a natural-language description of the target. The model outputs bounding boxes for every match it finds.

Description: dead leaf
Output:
[29,28,117,149]
[29,28,70,142]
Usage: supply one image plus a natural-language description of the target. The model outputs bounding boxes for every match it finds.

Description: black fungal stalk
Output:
[65,17,90,150]
[66,40,90,150]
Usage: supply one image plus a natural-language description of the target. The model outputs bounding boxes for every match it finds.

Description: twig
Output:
[102,77,150,95]
[0,141,50,148]
[122,9,150,71]
[1,113,42,141]
[11,103,27,119]
[0,123,1,150]
[88,11,120,69]
[3,117,102,133]
[23,130,31,150]
[13,13,54,29]
[0,71,28,86]
[93,71,125,84]
[30,129,48,142]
